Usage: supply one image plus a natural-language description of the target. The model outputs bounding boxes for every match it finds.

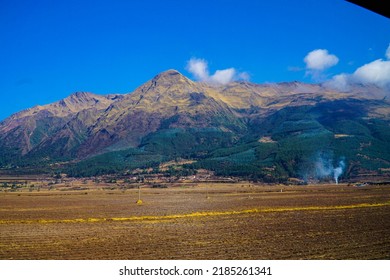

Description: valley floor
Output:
[0,183,389,259]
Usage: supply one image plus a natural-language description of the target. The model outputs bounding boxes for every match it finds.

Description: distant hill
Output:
[1,69,389,182]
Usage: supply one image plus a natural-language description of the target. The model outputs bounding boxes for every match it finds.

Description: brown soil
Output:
[0,183,389,260]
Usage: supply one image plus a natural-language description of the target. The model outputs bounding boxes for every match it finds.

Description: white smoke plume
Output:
[333,160,345,184]
[312,154,346,184]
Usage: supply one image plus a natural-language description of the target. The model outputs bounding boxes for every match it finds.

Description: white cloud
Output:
[324,44,390,90]
[186,58,209,81]
[211,68,236,85]
[287,66,304,72]
[386,44,390,60]
[238,71,250,81]
[352,59,390,87]
[186,57,249,85]
[323,74,351,91]
[304,49,339,71]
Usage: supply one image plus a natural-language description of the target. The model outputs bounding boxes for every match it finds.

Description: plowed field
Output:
[1,183,389,259]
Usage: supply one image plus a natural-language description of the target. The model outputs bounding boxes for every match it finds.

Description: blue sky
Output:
[0,0,389,120]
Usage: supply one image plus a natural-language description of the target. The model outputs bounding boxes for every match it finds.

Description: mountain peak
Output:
[70,91,94,99]
[140,69,196,91]
[60,91,95,108]
[159,69,181,76]
[152,69,187,82]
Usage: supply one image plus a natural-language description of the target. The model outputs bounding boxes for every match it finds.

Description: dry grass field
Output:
[0,182,390,260]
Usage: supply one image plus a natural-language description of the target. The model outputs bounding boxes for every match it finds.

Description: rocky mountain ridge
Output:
[1,70,389,181]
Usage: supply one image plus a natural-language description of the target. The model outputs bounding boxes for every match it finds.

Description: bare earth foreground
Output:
[1,182,389,260]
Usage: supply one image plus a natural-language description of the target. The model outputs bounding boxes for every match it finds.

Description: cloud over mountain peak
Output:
[186,57,249,85]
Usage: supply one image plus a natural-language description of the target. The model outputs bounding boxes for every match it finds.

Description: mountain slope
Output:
[0,70,389,181]
[74,70,246,157]
[0,92,122,163]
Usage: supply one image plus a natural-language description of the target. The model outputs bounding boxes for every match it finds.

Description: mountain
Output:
[1,70,389,182]
[0,92,123,162]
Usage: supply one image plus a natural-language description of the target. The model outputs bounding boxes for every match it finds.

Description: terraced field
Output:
[0,183,389,259]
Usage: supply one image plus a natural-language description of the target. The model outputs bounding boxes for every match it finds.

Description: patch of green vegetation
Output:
[64,148,164,177]
[140,127,236,158]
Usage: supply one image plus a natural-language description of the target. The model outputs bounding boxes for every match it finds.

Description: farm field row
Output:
[1,183,389,259]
